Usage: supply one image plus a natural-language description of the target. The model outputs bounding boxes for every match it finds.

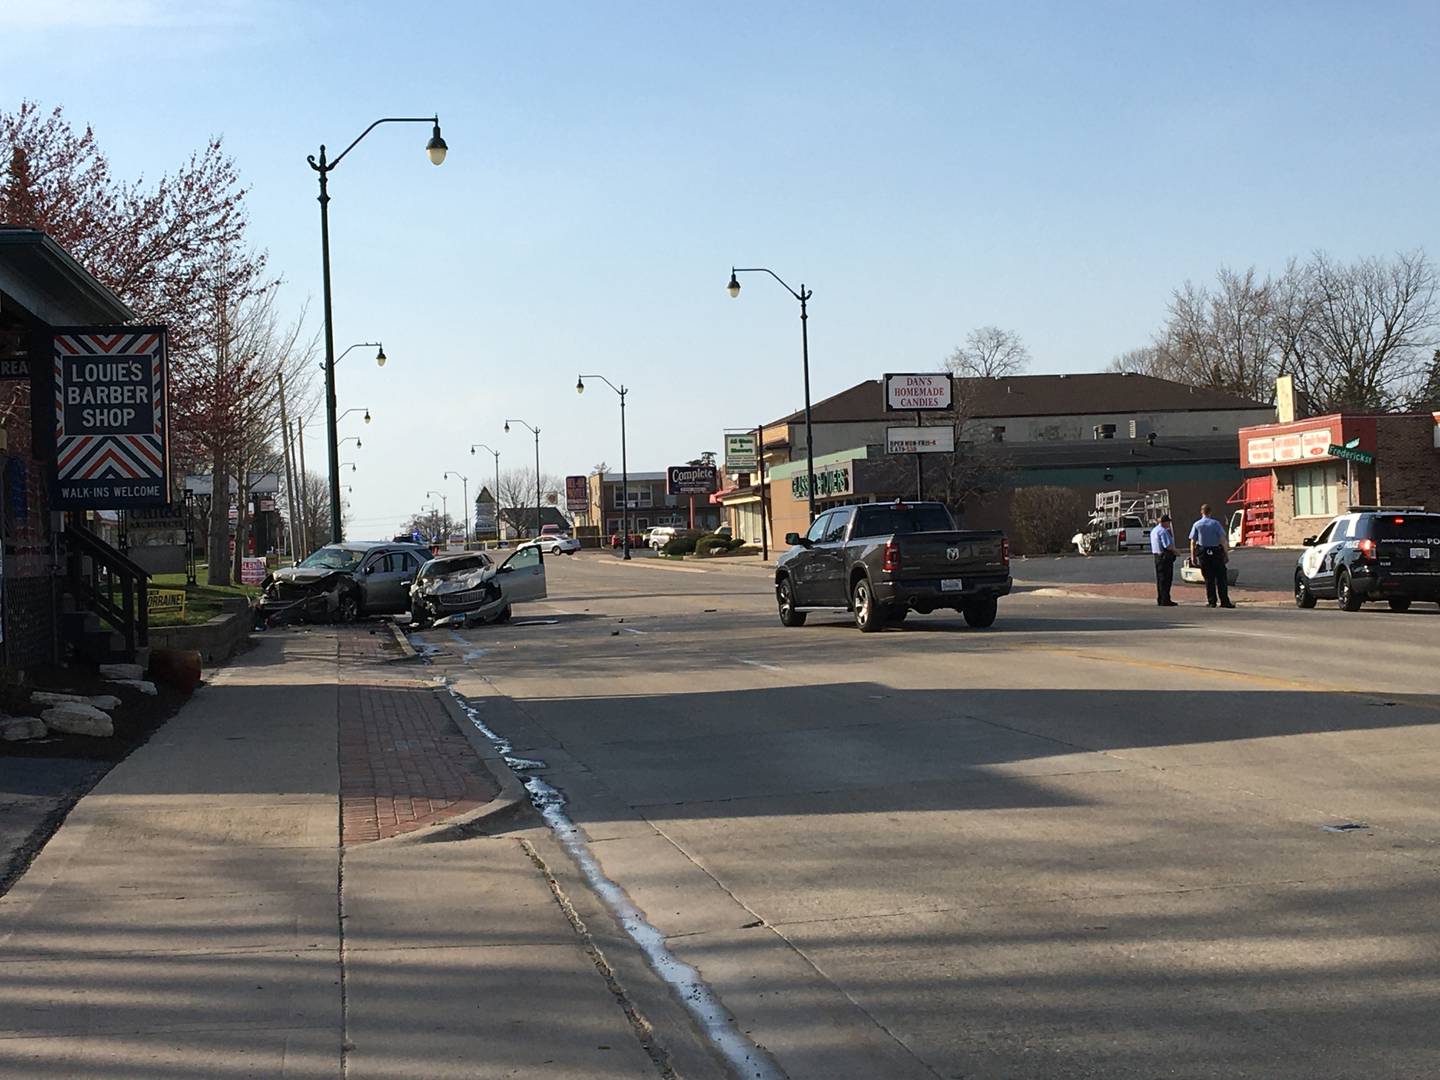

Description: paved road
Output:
[417,552,1440,1079]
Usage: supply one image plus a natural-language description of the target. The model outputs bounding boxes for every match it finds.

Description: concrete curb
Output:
[366,686,530,847]
[1021,584,1291,607]
[385,620,420,661]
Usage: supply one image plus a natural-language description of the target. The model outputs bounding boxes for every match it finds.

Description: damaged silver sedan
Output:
[409,546,548,629]
[258,541,433,625]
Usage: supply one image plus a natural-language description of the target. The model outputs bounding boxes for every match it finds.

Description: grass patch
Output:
[147,564,259,627]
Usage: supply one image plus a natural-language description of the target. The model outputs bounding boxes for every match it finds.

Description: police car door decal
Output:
[1301,544,1326,578]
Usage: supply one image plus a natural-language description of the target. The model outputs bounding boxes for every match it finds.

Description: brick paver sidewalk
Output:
[337,627,498,843]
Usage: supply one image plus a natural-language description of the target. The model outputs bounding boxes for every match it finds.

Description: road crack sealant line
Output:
[444,684,785,1080]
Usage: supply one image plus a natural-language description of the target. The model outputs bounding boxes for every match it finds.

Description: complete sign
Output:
[667,464,718,495]
[884,372,953,412]
[52,328,170,509]
[886,425,955,454]
[724,432,757,471]
[565,475,588,511]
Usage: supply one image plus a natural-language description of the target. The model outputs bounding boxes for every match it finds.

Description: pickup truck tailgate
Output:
[895,531,1007,579]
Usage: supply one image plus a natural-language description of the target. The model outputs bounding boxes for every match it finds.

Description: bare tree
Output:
[1107,344,1167,377]
[1287,251,1438,412]
[945,326,1031,379]
[1153,267,1278,400]
[496,468,564,536]
[1010,486,1086,555]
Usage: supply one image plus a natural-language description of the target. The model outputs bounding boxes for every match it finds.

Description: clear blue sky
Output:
[7,1,1438,535]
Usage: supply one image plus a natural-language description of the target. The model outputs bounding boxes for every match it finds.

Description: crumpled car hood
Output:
[272,566,354,586]
[414,566,495,596]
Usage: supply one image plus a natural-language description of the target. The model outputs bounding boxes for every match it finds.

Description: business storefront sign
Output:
[565,474,588,511]
[475,501,497,536]
[51,327,170,509]
[724,432,758,471]
[667,464,718,495]
[0,328,28,380]
[1241,419,1342,469]
[886,425,955,455]
[791,462,853,501]
[884,372,953,412]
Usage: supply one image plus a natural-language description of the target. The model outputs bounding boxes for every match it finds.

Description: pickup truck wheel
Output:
[852,577,883,632]
[776,578,806,627]
[962,596,998,628]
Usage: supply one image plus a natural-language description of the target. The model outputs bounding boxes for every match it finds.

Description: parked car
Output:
[775,501,1011,631]
[518,533,580,556]
[540,524,564,537]
[1071,514,1152,554]
[1293,507,1440,612]
[258,541,434,623]
[409,546,548,628]
[646,526,700,550]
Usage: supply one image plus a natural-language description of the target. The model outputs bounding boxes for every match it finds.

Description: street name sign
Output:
[1327,443,1374,465]
[51,328,170,509]
[886,425,955,455]
[884,372,953,412]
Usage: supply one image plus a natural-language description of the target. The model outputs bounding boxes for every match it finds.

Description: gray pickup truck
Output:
[776,501,1011,631]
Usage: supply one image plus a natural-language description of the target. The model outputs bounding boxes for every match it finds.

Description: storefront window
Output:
[1293,464,1338,517]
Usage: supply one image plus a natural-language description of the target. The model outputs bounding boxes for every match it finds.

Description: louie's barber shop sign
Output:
[49,328,171,508]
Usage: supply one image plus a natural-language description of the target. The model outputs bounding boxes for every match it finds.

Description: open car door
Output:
[496,544,547,606]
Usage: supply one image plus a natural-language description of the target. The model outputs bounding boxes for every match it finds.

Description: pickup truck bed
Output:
[776,501,1011,631]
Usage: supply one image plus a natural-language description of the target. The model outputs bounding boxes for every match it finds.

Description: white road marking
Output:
[740,658,784,672]
[621,626,648,635]
[448,630,468,644]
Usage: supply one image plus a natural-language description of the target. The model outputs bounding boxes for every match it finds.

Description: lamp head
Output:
[351,463,356,473]
[727,272,741,299]
[575,376,585,395]
[356,438,362,449]
[425,122,448,166]
[363,409,371,424]
[375,345,386,367]
[504,421,510,433]
[470,446,475,455]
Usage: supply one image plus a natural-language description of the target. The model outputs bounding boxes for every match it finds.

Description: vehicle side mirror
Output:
[1302,536,1316,546]
[784,532,805,547]
[363,564,375,574]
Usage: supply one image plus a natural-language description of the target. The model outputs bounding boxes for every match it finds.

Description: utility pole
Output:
[295,419,312,555]
[278,373,300,562]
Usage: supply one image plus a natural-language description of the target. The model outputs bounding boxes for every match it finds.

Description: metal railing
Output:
[64,521,151,655]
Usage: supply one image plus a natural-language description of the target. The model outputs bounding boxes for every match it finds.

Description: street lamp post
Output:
[425,490,448,542]
[338,407,371,425]
[504,420,541,539]
[727,267,817,522]
[470,444,501,543]
[309,115,446,543]
[576,374,630,559]
[443,471,469,546]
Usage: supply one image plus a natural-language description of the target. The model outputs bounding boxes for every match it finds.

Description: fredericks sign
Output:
[49,328,171,509]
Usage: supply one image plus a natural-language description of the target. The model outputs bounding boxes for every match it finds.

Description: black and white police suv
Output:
[1294,506,1440,612]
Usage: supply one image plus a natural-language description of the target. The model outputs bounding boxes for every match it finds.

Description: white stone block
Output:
[98,663,145,680]
[30,691,89,707]
[109,679,158,696]
[1,716,47,741]
[41,703,114,738]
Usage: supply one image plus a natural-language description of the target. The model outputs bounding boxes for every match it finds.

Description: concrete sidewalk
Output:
[0,627,704,1079]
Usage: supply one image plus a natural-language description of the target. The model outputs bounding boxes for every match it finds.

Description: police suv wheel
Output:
[1337,570,1363,612]
[1294,571,1317,609]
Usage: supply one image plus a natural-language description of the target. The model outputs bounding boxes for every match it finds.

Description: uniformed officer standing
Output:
[1151,513,1178,606]
[1188,503,1234,608]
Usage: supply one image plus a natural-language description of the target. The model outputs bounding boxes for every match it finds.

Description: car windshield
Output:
[297,546,367,571]
[1373,515,1440,541]
[852,505,954,538]
[420,555,490,578]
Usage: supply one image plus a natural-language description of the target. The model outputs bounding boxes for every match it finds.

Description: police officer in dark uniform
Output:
[1188,503,1234,608]
[1151,513,1178,606]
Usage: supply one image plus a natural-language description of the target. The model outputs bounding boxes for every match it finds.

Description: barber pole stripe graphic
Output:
[53,329,168,485]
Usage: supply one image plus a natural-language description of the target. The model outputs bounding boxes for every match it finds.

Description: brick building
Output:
[1238,411,1440,546]
[581,470,721,537]
[1,229,136,668]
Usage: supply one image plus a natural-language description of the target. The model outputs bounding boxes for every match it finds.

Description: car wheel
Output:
[1337,570,1363,612]
[494,604,513,624]
[1294,571,1317,609]
[410,605,430,629]
[777,577,806,627]
[962,596,998,628]
[337,592,360,623]
[1388,598,1412,612]
[853,577,883,632]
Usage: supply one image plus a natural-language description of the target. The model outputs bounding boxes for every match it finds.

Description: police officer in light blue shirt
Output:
[1151,513,1178,606]
[1188,503,1234,608]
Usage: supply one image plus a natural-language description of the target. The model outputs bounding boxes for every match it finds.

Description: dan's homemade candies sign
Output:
[51,328,170,509]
